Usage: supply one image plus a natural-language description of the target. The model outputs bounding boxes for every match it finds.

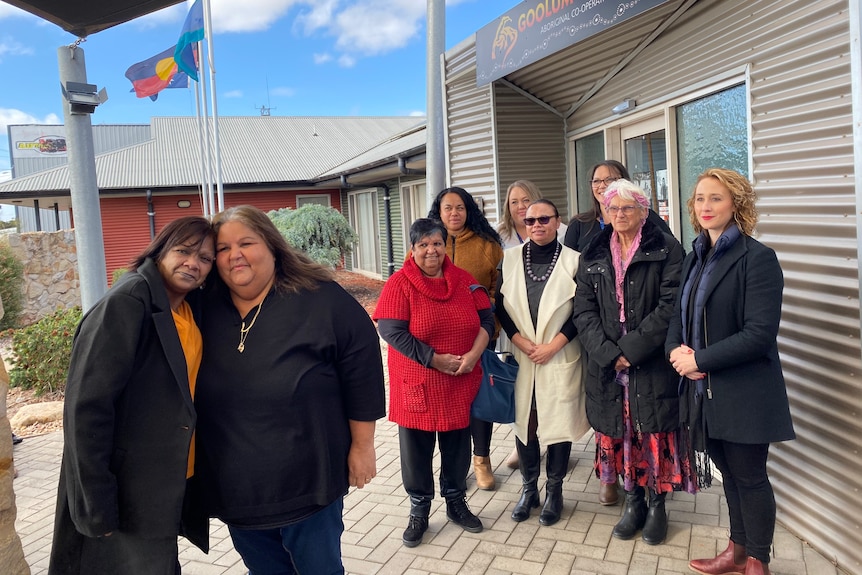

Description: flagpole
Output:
[196,42,216,217]
[193,62,210,217]
[202,0,225,213]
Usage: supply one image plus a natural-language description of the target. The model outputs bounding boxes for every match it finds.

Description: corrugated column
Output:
[443,39,497,219]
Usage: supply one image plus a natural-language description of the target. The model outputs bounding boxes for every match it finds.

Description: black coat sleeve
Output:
[617,237,684,366]
[63,289,148,537]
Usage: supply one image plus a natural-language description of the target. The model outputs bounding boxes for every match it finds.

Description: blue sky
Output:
[0,0,513,179]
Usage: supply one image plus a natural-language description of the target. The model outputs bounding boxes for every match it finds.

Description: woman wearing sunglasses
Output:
[495,199,589,527]
[573,180,690,546]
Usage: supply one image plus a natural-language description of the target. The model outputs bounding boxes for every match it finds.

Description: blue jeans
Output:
[227,498,344,575]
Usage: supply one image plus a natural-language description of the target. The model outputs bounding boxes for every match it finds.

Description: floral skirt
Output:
[595,383,697,494]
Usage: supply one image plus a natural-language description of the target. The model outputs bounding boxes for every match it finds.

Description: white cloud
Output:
[408,110,426,117]
[337,54,355,68]
[313,52,332,64]
[210,0,300,33]
[0,109,62,139]
[298,0,426,57]
[0,4,31,19]
[270,87,295,97]
[224,89,244,98]
[0,37,33,60]
[0,170,10,183]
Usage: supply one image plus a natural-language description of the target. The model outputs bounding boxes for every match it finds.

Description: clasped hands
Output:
[512,333,561,365]
[669,344,705,380]
[432,351,479,376]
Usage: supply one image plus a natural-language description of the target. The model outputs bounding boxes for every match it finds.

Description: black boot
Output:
[612,486,647,540]
[402,495,431,547]
[511,437,540,522]
[446,497,483,533]
[539,442,571,526]
[641,490,667,545]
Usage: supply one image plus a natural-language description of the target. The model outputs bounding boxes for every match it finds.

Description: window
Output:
[676,84,748,246]
[401,181,427,250]
[574,132,605,214]
[348,189,380,277]
[297,194,331,208]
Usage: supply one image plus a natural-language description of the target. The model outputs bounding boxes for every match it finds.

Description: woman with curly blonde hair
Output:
[667,168,794,575]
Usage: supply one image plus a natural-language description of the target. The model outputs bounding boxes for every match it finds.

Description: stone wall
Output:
[1,230,80,326]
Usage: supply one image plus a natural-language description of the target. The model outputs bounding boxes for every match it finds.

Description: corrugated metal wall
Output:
[497,0,859,570]
[443,40,499,223]
[494,84,569,221]
[99,189,340,282]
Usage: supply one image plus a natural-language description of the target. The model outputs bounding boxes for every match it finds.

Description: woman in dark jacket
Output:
[667,169,794,575]
[49,216,214,575]
[573,180,690,546]
[565,160,673,508]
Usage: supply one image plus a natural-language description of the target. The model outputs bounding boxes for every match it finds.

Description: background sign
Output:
[476,0,670,86]
[9,125,68,159]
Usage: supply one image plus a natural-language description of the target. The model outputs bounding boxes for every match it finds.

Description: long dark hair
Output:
[212,205,333,294]
[573,160,631,224]
[428,187,503,245]
[129,216,214,271]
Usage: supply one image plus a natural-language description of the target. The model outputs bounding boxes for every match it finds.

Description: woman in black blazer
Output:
[666,169,794,575]
[49,216,215,575]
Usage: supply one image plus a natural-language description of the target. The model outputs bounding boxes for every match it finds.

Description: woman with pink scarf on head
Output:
[573,180,693,546]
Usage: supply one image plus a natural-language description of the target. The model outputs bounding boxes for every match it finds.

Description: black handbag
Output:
[471,349,518,424]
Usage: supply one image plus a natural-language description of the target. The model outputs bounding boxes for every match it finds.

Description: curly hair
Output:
[428,186,502,245]
[498,180,544,239]
[212,205,333,294]
[687,168,758,237]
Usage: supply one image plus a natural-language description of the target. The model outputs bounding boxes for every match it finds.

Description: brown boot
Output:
[473,455,496,490]
[689,540,747,575]
[505,447,519,469]
[598,478,619,506]
[742,557,770,575]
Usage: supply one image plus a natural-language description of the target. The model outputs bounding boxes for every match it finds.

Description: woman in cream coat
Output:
[495,199,589,527]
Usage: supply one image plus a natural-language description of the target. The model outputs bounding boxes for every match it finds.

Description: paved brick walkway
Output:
[12,424,839,575]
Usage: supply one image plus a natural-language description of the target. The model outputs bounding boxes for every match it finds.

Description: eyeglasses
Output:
[590,177,619,187]
[606,205,641,216]
[523,215,556,226]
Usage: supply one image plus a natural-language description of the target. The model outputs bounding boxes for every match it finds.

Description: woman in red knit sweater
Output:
[375,218,495,548]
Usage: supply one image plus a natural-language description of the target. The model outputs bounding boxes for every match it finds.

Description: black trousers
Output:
[398,426,471,516]
[707,438,775,563]
[470,416,493,457]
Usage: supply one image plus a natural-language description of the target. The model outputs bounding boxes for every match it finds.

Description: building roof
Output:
[3,0,185,37]
[0,116,425,204]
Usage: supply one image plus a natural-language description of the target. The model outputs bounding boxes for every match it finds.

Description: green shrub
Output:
[112,267,129,286]
[8,306,82,395]
[268,205,358,268]
[0,243,24,330]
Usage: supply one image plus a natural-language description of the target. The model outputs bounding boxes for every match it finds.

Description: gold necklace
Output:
[237,297,265,353]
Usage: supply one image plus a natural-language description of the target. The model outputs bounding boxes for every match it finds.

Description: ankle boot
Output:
[505,446,520,469]
[539,442,571,526]
[511,438,540,522]
[612,486,647,540]
[743,557,770,575]
[641,490,667,545]
[689,540,747,575]
[473,455,496,490]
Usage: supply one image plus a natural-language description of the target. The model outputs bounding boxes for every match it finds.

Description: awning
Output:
[2,0,185,37]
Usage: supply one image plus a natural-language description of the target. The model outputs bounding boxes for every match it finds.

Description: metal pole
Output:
[202,0,225,212]
[57,44,107,311]
[426,0,445,208]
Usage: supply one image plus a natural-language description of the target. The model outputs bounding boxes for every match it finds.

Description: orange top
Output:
[172,300,203,478]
